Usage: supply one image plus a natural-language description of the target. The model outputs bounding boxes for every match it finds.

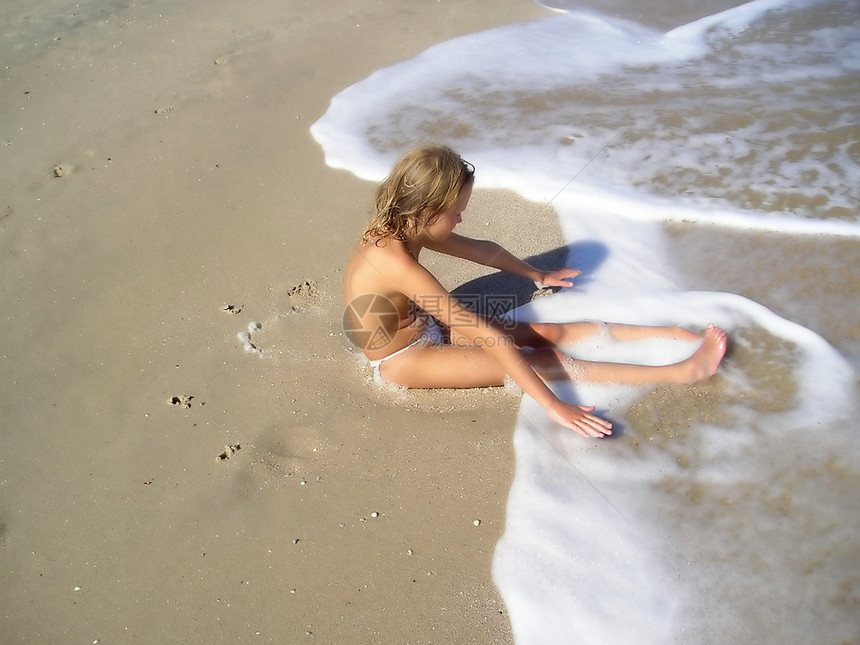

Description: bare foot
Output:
[683,324,727,383]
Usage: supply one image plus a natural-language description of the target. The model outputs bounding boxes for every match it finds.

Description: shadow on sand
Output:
[451,241,608,316]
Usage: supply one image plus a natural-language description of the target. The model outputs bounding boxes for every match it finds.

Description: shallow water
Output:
[312,0,860,641]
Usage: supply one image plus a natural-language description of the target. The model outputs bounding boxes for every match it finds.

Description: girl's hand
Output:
[547,402,613,439]
[537,267,581,288]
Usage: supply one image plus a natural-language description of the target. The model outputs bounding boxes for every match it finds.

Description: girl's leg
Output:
[529,325,727,385]
[507,320,701,348]
[379,325,726,389]
[379,344,509,389]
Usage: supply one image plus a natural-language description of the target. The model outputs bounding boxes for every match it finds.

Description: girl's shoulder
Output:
[347,237,420,300]
[355,236,414,267]
[348,236,427,293]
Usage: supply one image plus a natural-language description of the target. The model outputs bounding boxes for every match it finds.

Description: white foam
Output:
[313,0,860,229]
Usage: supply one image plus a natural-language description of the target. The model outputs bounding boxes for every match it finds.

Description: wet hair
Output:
[362,144,475,243]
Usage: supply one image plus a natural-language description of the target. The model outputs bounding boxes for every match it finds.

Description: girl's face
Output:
[426,183,473,240]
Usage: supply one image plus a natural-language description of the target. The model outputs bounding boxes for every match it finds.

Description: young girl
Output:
[344,145,727,438]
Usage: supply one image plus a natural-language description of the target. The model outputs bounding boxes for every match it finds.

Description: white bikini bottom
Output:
[367,316,445,380]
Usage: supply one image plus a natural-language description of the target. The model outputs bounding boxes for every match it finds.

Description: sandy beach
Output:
[0,0,556,641]
[4,0,859,642]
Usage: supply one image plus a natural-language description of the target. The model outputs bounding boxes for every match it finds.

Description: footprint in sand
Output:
[213,52,239,65]
[217,443,241,461]
[52,164,73,178]
[285,280,320,313]
[231,279,326,355]
[168,394,194,408]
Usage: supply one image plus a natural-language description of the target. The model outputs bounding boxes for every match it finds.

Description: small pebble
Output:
[74,586,81,591]
[407,549,413,556]
[473,519,481,527]
[370,511,379,518]
[292,538,299,545]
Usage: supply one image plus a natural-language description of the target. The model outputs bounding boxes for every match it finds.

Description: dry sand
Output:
[0,0,558,642]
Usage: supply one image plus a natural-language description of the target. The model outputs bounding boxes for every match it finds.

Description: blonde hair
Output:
[362,145,475,243]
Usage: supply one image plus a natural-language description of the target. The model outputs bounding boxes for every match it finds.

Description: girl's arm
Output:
[425,233,580,287]
[394,257,611,438]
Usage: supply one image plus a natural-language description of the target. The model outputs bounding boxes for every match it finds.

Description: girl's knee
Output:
[524,322,563,346]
